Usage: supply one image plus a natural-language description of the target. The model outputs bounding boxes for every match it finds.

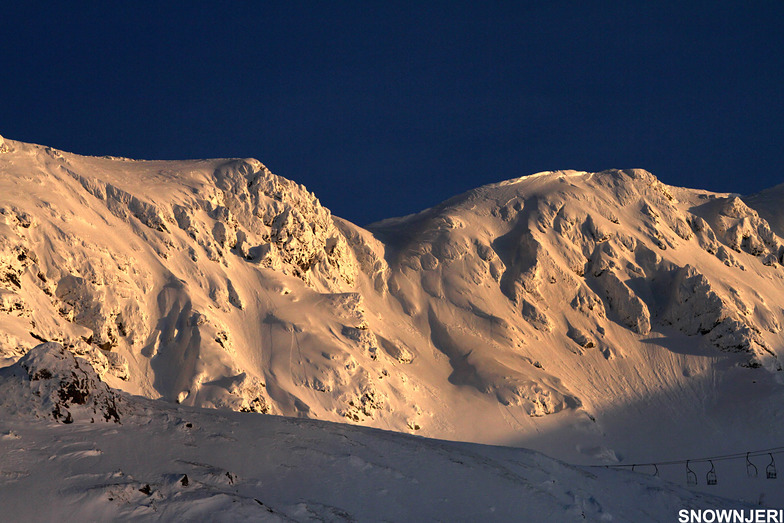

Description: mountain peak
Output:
[1,139,783,493]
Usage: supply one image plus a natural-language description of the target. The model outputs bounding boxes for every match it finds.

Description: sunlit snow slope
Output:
[1,135,783,504]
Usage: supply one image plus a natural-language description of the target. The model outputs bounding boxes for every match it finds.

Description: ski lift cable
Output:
[595,447,784,469]
[589,446,784,469]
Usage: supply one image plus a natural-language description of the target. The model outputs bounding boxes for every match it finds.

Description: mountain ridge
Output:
[1,137,783,504]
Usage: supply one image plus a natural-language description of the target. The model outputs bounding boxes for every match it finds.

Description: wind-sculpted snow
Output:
[372,169,784,372]
[364,167,784,474]
[63,154,358,290]
[0,140,372,415]
[0,134,10,154]
[744,183,784,239]
[2,138,784,484]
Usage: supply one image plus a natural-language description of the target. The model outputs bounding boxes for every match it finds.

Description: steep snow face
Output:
[744,183,784,240]
[2,139,784,479]
[0,139,363,417]
[372,169,784,369]
[371,168,784,390]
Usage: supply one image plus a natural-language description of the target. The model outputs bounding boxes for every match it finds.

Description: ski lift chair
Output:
[706,460,717,486]
[767,454,777,480]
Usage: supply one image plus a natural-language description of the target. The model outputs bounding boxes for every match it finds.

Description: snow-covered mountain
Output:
[1,135,783,511]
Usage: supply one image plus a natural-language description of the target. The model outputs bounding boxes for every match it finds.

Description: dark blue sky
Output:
[2,3,783,224]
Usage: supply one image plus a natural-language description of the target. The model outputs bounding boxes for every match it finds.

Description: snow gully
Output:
[679,509,784,523]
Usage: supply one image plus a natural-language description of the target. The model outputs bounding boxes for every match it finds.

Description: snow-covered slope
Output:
[2,136,784,508]
[0,343,750,522]
[743,183,784,239]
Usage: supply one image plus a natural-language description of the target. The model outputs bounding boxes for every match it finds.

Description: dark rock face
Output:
[5,342,122,423]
